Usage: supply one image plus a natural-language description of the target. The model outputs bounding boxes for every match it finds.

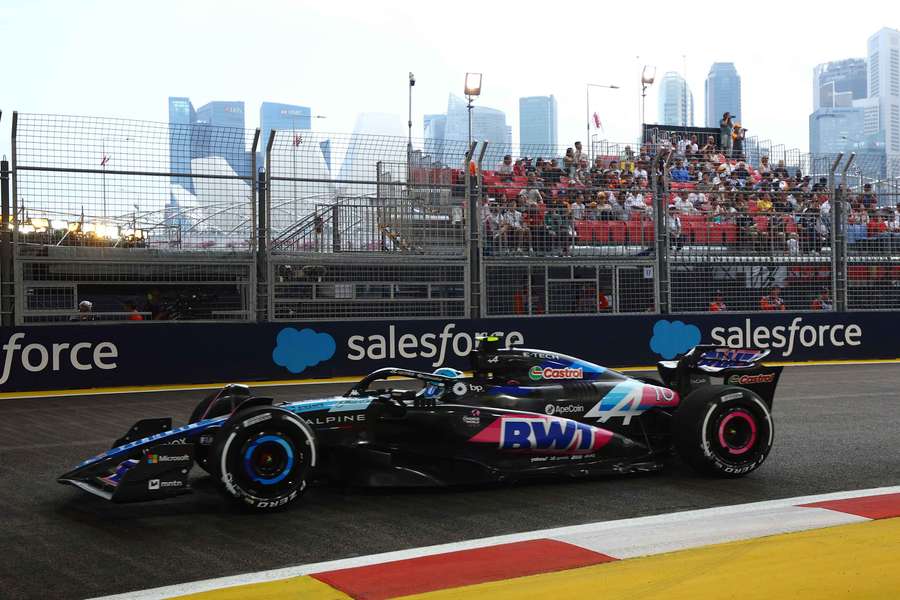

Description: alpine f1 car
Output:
[59,337,782,510]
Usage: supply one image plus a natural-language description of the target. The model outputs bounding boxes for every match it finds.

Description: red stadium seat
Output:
[609,221,627,244]
[848,266,870,280]
[627,220,644,244]
[592,221,610,243]
[707,223,724,245]
[574,220,592,242]
[718,223,737,244]
[693,221,710,244]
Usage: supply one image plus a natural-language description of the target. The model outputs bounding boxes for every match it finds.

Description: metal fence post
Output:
[262,130,276,322]
[10,111,20,326]
[0,156,11,327]
[249,128,261,322]
[464,141,478,319]
[835,153,855,312]
[827,153,843,313]
[653,152,670,314]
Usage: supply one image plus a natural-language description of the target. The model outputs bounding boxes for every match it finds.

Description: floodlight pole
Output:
[585,84,619,161]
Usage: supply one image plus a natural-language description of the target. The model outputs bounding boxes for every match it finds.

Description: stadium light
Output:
[641,65,657,128]
[464,72,482,97]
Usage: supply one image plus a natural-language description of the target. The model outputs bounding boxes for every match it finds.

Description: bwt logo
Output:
[0,333,118,386]
[500,417,612,452]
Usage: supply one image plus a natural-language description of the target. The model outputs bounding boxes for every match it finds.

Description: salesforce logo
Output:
[649,320,702,359]
[272,328,336,374]
[0,333,118,386]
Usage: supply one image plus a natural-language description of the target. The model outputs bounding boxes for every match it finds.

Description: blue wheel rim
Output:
[243,434,294,485]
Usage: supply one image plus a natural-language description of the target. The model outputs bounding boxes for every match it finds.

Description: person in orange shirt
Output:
[760,286,786,311]
[125,301,144,321]
[709,290,727,311]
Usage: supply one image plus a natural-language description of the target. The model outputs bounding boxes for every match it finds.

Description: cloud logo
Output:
[649,320,701,359]
[272,328,336,374]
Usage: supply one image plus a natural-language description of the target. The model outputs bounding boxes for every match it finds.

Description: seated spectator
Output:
[544,201,573,256]
[71,300,96,321]
[625,189,647,215]
[563,148,576,177]
[523,203,547,253]
[709,290,727,311]
[513,158,526,177]
[584,201,599,221]
[666,205,683,248]
[756,193,774,213]
[758,155,772,175]
[498,154,514,175]
[570,194,586,221]
[597,287,611,311]
[732,161,750,181]
[670,159,691,182]
[574,141,585,165]
[596,192,615,220]
[545,159,564,183]
[701,136,718,158]
[787,232,800,254]
[860,184,878,211]
[500,201,529,252]
[868,213,889,237]
[124,300,144,321]
[811,289,832,311]
[774,160,790,179]
[760,286,786,311]
[673,193,699,214]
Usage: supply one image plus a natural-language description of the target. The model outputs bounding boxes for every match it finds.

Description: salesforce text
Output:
[347,324,524,367]
[710,317,861,358]
[0,333,118,385]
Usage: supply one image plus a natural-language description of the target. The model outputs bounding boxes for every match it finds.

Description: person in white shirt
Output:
[674,194,699,214]
[498,155,514,175]
[570,195,586,221]
[787,232,800,255]
[625,191,646,214]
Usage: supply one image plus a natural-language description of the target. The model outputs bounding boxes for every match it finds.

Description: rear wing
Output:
[657,345,782,407]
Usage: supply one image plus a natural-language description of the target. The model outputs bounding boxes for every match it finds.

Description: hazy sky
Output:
[0,0,894,160]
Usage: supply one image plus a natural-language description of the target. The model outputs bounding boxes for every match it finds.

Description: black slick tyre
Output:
[211,406,316,510]
[673,385,773,477]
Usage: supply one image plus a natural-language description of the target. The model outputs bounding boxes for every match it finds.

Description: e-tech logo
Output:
[347,324,525,368]
[528,366,583,381]
[499,417,612,453]
[0,333,118,386]
[711,317,862,358]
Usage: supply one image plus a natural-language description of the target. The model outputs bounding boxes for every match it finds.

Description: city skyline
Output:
[519,95,558,152]
[1,2,896,156]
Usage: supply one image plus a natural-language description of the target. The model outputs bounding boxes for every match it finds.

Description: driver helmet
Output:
[421,367,463,399]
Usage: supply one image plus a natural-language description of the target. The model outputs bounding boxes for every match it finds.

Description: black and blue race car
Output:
[59,337,782,510]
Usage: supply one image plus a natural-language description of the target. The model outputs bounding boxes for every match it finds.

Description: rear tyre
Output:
[673,385,773,477]
[211,406,316,510]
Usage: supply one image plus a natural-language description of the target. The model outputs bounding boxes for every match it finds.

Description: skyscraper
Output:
[258,102,312,169]
[423,113,447,165]
[168,96,195,192]
[867,27,900,171]
[809,59,869,156]
[519,95,558,154]
[443,95,511,168]
[657,72,694,127]
[193,101,248,177]
[705,63,741,127]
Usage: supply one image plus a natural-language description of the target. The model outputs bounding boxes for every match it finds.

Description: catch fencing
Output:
[3,111,900,325]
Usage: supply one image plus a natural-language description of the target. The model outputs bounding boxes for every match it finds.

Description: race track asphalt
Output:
[0,364,898,600]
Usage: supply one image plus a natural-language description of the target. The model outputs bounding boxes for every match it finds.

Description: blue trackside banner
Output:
[0,312,898,392]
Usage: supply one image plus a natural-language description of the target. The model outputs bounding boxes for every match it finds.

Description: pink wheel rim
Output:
[717,410,757,455]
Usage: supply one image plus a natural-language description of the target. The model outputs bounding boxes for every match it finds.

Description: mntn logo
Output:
[500,418,611,452]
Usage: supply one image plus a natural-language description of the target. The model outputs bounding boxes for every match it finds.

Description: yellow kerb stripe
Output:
[171,575,351,600]
[398,517,900,600]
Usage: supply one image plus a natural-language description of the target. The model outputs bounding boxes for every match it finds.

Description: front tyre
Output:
[211,406,316,510]
[673,385,773,478]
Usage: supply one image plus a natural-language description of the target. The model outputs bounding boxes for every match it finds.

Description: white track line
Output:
[90,485,900,600]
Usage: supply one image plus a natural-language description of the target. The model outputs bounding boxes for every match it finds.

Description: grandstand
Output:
[1,111,898,325]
